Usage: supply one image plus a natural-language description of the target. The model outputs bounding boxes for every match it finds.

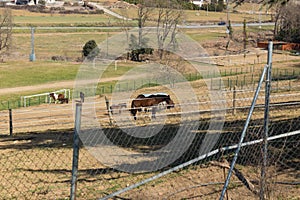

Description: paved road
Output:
[13,22,274,30]
[89,2,132,21]
[178,22,274,29]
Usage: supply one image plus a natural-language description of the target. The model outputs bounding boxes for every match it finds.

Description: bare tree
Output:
[274,2,300,43]
[154,0,183,60]
[258,0,299,42]
[119,0,184,62]
[147,0,185,87]
[233,0,291,40]
[125,0,152,61]
[0,9,13,61]
[117,9,132,46]
[137,0,151,46]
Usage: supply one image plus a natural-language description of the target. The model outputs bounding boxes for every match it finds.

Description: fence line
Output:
[2,90,300,136]
[1,67,300,111]
[0,87,300,134]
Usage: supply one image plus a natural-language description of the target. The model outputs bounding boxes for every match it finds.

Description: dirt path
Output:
[0,73,148,95]
[0,77,118,95]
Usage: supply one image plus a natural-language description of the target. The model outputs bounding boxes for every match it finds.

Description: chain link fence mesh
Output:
[0,72,299,199]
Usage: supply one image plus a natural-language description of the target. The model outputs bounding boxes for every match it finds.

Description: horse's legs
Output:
[151,107,157,119]
[131,108,137,120]
[133,109,137,120]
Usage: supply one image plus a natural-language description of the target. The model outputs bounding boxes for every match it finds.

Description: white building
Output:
[191,0,227,7]
[191,0,204,7]
[15,0,55,5]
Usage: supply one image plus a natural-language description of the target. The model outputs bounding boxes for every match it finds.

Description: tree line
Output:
[81,0,300,61]
[233,0,300,43]
[0,0,299,62]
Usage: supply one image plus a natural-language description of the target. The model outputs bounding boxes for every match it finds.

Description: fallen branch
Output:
[163,181,243,200]
[209,160,258,195]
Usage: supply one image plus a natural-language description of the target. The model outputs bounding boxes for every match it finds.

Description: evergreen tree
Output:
[82,40,100,60]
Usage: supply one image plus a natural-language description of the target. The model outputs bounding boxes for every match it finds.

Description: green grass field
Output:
[0,61,79,88]
[0,59,137,90]
[0,60,138,107]
[13,31,117,59]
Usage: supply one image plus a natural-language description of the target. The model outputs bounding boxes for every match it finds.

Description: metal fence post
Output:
[232,86,237,115]
[219,64,268,200]
[105,96,113,125]
[261,41,273,200]
[9,109,13,136]
[80,92,85,103]
[70,103,82,200]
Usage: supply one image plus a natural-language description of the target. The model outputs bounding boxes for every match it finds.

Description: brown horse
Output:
[49,93,69,104]
[130,93,174,120]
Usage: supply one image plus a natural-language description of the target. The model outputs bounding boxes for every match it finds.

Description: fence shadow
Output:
[1,115,298,173]
[0,129,75,150]
[81,116,300,173]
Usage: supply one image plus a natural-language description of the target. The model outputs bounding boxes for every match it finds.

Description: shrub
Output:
[82,40,100,60]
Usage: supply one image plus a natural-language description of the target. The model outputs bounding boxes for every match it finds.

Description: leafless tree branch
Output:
[0,9,13,60]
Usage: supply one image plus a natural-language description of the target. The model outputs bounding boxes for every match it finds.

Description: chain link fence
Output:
[0,104,74,199]
[0,77,299,199]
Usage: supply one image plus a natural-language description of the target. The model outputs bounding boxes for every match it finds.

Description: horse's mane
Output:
[137,93,170,99]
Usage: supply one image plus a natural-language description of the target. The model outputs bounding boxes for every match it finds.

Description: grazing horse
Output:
[49,93,69,104]
[130,93,174,120]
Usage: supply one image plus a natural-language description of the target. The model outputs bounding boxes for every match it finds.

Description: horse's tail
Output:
[130,100,139,120]
[130,101,136,115]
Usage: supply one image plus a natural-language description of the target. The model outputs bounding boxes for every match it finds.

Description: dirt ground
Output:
[0,118,299,199]
[0,79,299,199]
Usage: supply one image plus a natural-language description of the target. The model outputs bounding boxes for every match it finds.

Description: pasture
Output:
[0,3,299,199]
